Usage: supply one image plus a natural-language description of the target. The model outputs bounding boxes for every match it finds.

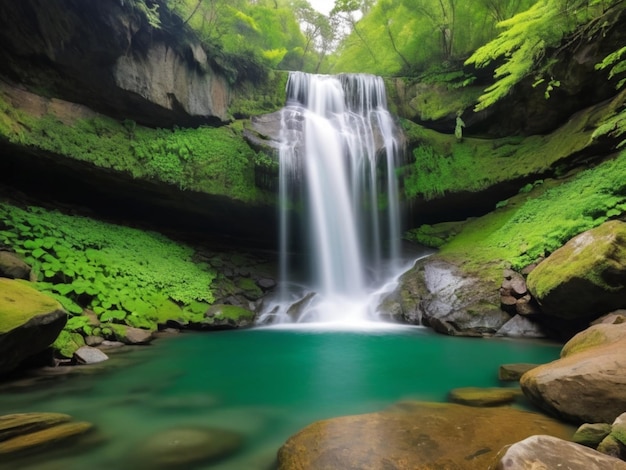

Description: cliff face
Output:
[0,0,230,127]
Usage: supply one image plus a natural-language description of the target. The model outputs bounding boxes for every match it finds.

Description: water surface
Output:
[0,326,561,469]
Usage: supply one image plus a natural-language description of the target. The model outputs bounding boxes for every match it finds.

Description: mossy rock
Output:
[0,419,93,456]
[52,330,86,358]
[199,304,256,330]
[573,423,612,448]
[448,387,520,407]
[527,221,626,320]
[0,278,67,373]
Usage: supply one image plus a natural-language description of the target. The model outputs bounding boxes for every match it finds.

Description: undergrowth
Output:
[0,202,217,352]
[416,149,626,277]
[0,92,268,203]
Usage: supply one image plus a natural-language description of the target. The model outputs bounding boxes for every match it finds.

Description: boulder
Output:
[492,435,626,470]
[277,401,573,470]
[387,257,510,336]
[111,325,153,345]
[0,278,66,375]
[73,346,109,365]
[520,323,626,423]
[133,426,242,469]
[0,251,30,280]
[573,423,613,448]
[527,221,626,320]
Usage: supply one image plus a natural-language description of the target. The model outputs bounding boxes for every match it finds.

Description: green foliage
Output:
[466,0,623,111]
[0,93,268,203]
[438,148,626,275]
[0,202,218,345]
[596,45,626,89]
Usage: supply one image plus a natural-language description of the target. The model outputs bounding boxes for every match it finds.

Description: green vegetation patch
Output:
[0,90,269,203]
[0,202,218,352]
[0,278,63,333]
[426,149,626,279]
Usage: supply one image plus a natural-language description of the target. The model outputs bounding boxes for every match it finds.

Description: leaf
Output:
[31,247,46,259]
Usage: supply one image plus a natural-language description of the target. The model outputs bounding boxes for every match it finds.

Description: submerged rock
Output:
[277,401,573,470]
[448,387,520,407]
[492,435,626,470]
[527,220,626,320]
[0,278,66,374]
[521,322,626,423]
[133,426,242,469]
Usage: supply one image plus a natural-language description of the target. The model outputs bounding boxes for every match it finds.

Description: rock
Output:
[573,423,612,448]
[390,257,510,336]
[111,325,153,345]
[448,387,520,407]
[73,346,109,365]
[198,304,256,330]
[0,413,72,442]
[492,435,626,470]
[0,420,93,456]
[498,363,539,382]
[592,311,626,325]
[277,401,573,470]
[133,426,242,469]
[84,335,104,347]
[0,251,30,279]
[527,220,626,320]
[98,340,125,350]
[0,278,67,375]
[597,435,625,460]
[520,323,626,423]
[495,314,548,338]
[256,278,277,291]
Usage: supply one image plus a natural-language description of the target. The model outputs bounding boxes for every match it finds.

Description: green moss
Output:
[0,91,271,203]
[0,278,63,333]
[401,90,612,201]
[427,148,626,280]
[52,330,85,358]
[229,71,288,118]
[0,202,218,349]
[560,329,607,358]
[207,304,255,322]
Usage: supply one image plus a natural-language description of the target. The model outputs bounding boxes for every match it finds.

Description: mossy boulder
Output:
[0,278,66,374]
[521,323,626,423]
[527,221,626,320]
[277,401,573,470]
[385,256,510,336]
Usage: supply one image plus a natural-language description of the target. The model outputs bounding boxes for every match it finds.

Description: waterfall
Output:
[260,72,404,324]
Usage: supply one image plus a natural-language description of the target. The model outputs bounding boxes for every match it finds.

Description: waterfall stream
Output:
[259,72,406,324]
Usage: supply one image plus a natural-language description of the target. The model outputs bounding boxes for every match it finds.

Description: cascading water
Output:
[260,72,406,324]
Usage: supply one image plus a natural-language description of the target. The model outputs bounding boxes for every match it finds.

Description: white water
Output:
[259,72,406,324]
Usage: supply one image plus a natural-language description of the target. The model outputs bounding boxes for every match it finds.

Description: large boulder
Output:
[0,278,66,375]
[384,256,510,336]
[520,322,626,423]
[527,221,626,320]
[277,401,573,470]
[492,435,626,470]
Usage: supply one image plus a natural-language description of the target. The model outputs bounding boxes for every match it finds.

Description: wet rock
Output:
[448,387,520,407]
[111,325,153,345]
[521,323,626,423]
[573,423,612,448]
[256,278,277,291]
[0,419,93,456]
[527,220,626,320]
[73,346,108,365]
[0,413,71,442]
[0,278,66,374]
[198,304,256,330]
[0,251,30,280]
[133,426,242,469]
[495,314,548,338]
[492,435,626,470]
[277,401,573,470]
[498,363,538,382]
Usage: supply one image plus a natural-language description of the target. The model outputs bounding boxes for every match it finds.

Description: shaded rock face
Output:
[520,323,626,423]
[0,278,67,375]
[277,401,574,470]
[527,221,626,320]
[493,435,626,470]
[384,256,510,336]
[0,0,230,127]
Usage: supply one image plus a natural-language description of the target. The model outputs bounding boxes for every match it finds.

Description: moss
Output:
[236,277,263,300]
[0,278,62,334]
[0,89,272,204]
[561,329,608,358]
[229,71,289,118]
[207,305,255,322]
[52,330,85,358]
[420,148,626,281]
[401,88,622,201]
